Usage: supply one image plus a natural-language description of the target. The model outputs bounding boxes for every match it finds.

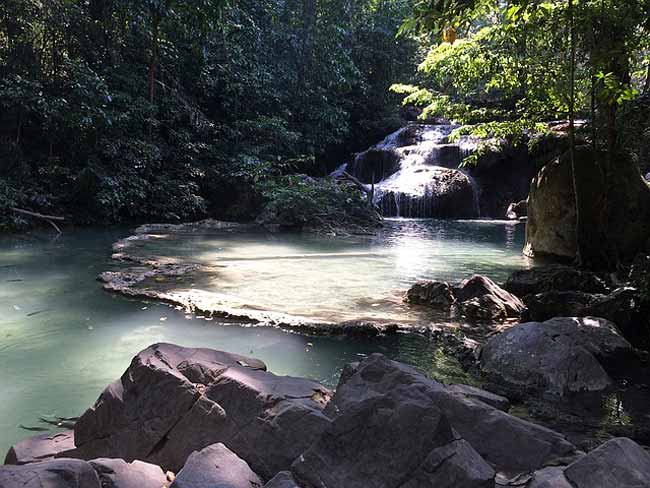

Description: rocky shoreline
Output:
[3,343,650,487]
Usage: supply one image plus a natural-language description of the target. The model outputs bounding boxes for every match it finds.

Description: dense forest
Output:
[0,0,418,227]
[1,0,649,265]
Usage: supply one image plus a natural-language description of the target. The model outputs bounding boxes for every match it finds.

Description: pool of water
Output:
[0,220,529,453]
[120,219,531,324]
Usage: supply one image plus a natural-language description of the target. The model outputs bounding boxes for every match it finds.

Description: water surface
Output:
[0,220,528,453]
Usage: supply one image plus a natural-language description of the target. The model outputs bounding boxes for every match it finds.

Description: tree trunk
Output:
[567,0,581,265]
[148,12,160,141]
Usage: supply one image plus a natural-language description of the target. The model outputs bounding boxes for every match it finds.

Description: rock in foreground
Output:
[171,443,262,488]
[480,317,633,397]
[73,343,332,478]
[325,354,577,476]
[529,437,650,488]
[293,394,494,488]
[0,457,168,488]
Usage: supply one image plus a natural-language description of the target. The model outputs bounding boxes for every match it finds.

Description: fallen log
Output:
[9,207,64,233]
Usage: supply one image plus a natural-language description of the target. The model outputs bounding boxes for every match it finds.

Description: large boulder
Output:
[456,275,525,322]
[292,394,494,488]
[4,430,77,465]
[171,443,263,488]
[505,265,609,297]
[524,157,577,258]
[524,148,650,262]
[480,317,633,397]
[406,275,524,323]
[0,458,101,488]
[528,437,650,488]
[72,343,332,478]
[523,287,650,349]
[564,437,650,487]
[325,354,577,476]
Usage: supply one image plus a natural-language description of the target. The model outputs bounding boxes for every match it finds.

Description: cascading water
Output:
[349,124,481,219]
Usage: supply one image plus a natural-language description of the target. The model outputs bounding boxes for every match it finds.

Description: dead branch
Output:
[9,207,64,234]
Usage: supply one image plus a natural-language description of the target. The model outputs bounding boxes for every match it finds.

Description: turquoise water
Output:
[0,220,529,453]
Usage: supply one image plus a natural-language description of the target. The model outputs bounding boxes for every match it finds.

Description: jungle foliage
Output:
[0,0,418,229]
[392,0,650,163]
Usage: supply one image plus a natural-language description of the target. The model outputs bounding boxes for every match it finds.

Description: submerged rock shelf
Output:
[100,219,530,340]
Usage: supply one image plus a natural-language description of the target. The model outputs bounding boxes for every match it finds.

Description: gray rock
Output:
[564,437,650,487]
[480,317,633,397]
[4,430,77,465]
[0,458,101,488]
[171,443,262,488]
[524,157,577,258]
[73,343,331,478]
[447,384,510,411]
[327,354,577,476]
[523,290,596,322]
[292,394,494,488]
[523,287,650,350]
[457,276,524,322]
[405,280,456,309]
[527,467,573,488]
[263,472,300,488]
[89,458,168,488]
[406,275,524,323]
[456,275,524,311]
[505,265,608,297]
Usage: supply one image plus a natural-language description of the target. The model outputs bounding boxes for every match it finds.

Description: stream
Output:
[0,219,530,452]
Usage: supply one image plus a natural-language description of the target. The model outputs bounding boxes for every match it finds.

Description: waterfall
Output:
[350,124,480,219]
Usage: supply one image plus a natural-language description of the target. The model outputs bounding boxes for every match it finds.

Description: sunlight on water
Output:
[0,220,527,452]
[126,219,532,323]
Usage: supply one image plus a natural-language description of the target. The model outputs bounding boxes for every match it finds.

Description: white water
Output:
[352,125,481,218]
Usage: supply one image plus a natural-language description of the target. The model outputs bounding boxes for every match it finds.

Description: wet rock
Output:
[480,317,633,397]
[72,343,331,478]
[339,320,399,337]
[327,354,577,476]
[406,275,524,322]
[506,199,527,220]
[0,458,101,488]
[292,394,494,488]
[523,290,596,321]
[505,265,609,297]
[447,384,510,411]
[4,430,77,465]
[564,437,650,487]
[405,280,456,309]
[588,287,650,350]
[523,287,650,349]
[171,443,262,488]
[263,472,300,488]
[376,167,479,219]
[89,458,168,488]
